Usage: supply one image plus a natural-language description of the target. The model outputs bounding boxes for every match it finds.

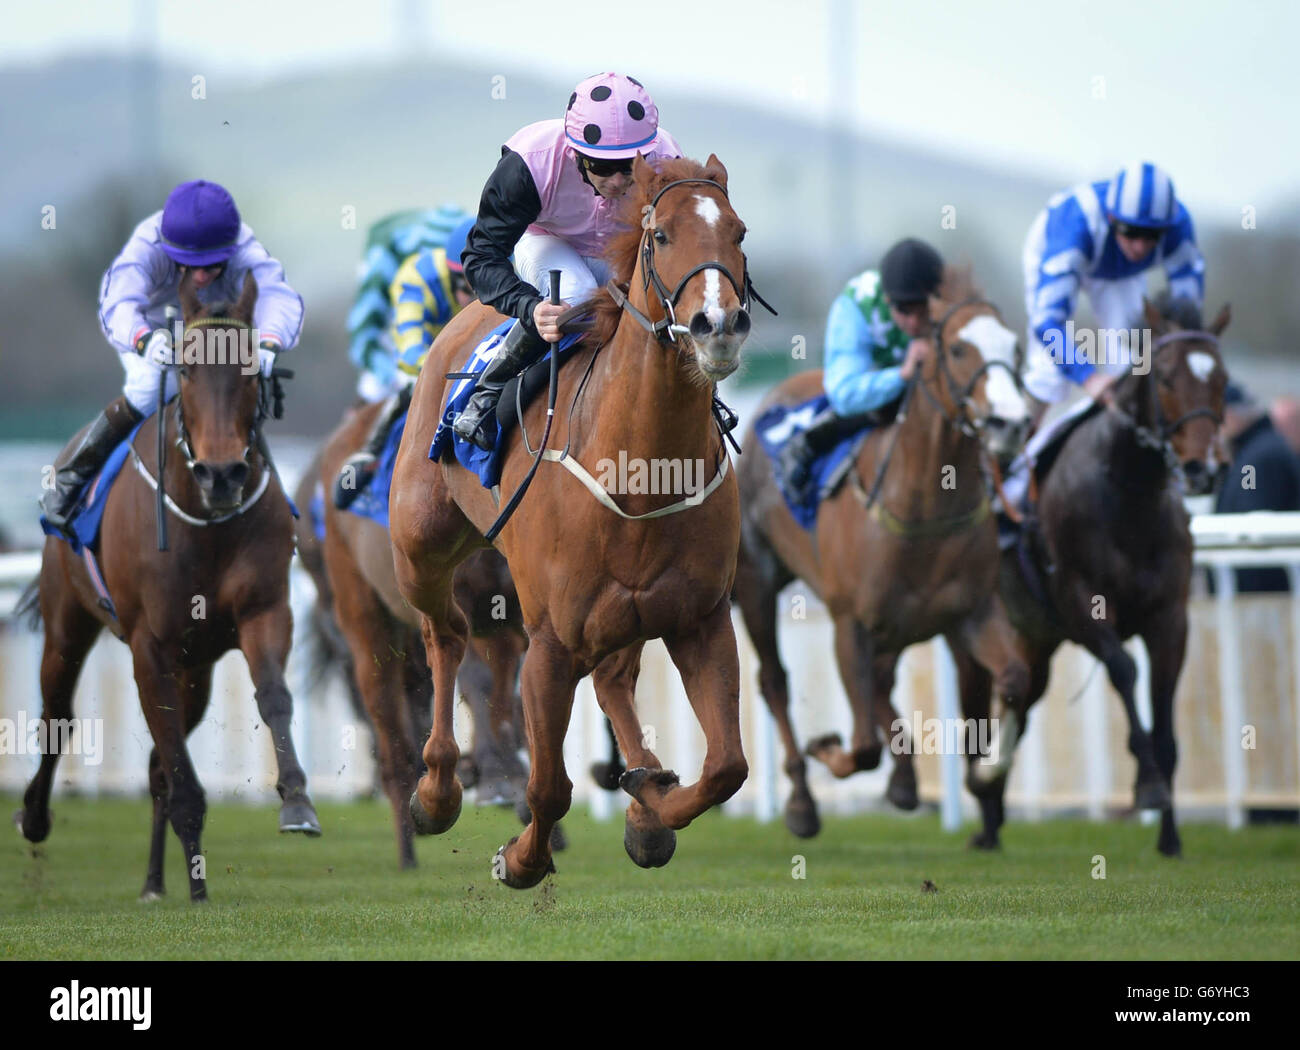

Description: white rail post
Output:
[1212,564,1247,830]
[933,638,963,832]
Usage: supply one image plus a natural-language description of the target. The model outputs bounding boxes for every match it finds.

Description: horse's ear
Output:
[631,153,655,186]
[1142,297,1164,330]
[178,268,202,322]
[702,153,729,190]
[1209,302,1231,336]
[233,271,258,324]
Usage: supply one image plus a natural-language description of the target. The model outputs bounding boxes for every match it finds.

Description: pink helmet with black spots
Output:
[564,72,660,159]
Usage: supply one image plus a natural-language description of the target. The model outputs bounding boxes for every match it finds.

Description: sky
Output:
[3,0,1298,220]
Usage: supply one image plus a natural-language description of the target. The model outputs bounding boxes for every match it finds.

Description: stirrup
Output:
[333,451,377,510]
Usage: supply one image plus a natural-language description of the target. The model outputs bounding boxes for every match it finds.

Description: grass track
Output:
[2,794,1298,959]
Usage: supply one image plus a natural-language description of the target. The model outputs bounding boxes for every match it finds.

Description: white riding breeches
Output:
[512,232,612,308]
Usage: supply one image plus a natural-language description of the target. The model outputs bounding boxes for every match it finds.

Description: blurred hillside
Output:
[2,54,1296,438]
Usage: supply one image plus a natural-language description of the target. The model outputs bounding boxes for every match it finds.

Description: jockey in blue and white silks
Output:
[1000,163,1206,522]
[1021,161,1205,412]
[43,179,304,535]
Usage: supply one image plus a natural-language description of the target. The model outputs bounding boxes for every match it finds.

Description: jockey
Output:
[42,179,304,535]
[780,238,944,503]
[333,214,477,508]
[452,71,682,450]
[999,162,1206,518]
[1021,161,1205,423]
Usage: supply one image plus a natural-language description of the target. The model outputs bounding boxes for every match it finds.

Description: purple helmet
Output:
[160,180,241,266]
[564,73,660,159]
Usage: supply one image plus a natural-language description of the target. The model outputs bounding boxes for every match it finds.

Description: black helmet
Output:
[880,238,944,304]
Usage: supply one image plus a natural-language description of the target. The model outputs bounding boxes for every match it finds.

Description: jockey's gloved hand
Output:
[145,328,174,367]
[258,344,279,377]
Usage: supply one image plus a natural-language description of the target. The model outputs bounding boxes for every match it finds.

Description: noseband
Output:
[605,177,777,345]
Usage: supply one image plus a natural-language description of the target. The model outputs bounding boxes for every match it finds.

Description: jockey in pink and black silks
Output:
[452,72,682,450]
[42,179,303,535]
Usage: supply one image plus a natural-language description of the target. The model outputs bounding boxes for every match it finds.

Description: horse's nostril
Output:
[726,309,750,337]
[192,463,212,486]
[689,312,716,339]
[226,462,249,489]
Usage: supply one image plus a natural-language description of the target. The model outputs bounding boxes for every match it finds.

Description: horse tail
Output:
[12,576,42,630]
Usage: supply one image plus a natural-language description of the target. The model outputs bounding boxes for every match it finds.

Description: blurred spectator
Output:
[1269,396,1300,457]
[1212,383,1300,592]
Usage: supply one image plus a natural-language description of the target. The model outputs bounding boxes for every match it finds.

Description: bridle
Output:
[603,177,777,344]
[1109,328,1224,471]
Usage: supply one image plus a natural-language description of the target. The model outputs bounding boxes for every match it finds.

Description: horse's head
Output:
[1139,296,1230,495]
[925,267,1031,463]
[176,270,263,513]
[617,153,752,381]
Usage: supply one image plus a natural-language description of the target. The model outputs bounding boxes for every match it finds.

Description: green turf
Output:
[2,794,1297,959]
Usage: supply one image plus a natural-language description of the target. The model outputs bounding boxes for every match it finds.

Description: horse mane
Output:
[565,156,724,349]
[1146,290,1203,330]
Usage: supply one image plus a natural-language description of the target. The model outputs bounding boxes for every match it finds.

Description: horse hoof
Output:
[623,816,677,869]
[1134,779,1171,811]
[590,761,626,792]
[17,808,51,844]
[783,796,821,839]
[476,772,525,809]
[494,838,555,890]
[885,774,919,812]
[279,795,322,836]
[549,822,568,853]
[619,766,680,802]
[139,888,164,903]
[854,744,883,772]
[409,785,461,836]
[456,756,480,790]
[804,732,842,758]
[967,831,1000,851]
[1158,834,1182,859]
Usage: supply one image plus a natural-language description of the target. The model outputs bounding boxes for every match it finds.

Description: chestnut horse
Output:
[957,296,1229,855]
[18,273,318,901]
[390,154,754,888]
[734,269,1033,837]
[309,403,537,869]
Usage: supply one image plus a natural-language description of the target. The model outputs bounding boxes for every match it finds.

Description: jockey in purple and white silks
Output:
[452,72,682,450]
[1001,162,1206,515]
[42,179,304,535]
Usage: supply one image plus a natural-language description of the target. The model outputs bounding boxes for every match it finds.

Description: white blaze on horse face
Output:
[693,194,721,228]
[1187,351,1216,383]
[702,269,725,329]
[957,314,1028,422]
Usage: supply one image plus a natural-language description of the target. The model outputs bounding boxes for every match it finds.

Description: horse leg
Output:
[19,574,101,843]
[1068,583,1169,810]
[1143,610,1187,857]
[410,597,470,836]
[952,599,1033,788]
[622,598,748,830]
[142,662,215,900]
[591,645,674,868]
[589,717,627,791]
[874,654,919,811]
[946,635,1003,849]
[807,615,881,777]
[329,546,420,868]
[237,605,321,835]
[733,541,819,837]
[468,634,528,807]
[497,628,579,889]
[131,637,208,901]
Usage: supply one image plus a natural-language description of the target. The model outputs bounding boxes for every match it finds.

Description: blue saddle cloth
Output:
[428,320,585,490]
[755,394,872,529]
[345,410,408,529]
[308,481,327,541]
[40,421,146,555]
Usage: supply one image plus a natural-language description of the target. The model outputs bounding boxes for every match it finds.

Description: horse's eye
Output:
[653,230,668,245]
[950,342,965,357]
[737,230,746,245]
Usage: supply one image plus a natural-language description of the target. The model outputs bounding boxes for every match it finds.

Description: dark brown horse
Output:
[958,296,1229,855]
[18,272,318,901]
[391,154,754,888]
[734,269,1033,837]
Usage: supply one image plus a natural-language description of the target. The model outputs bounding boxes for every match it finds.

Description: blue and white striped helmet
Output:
[1106,162,1178,229]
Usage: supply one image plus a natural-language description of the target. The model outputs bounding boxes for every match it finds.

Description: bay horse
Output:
[734,269,1033,837]
[957,296,1229,855]
[390,154,753,888]
[310,402,538,869]
[17,272,319,901]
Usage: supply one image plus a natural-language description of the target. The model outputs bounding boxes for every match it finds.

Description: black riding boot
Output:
[452,321,549,452]
[333,384,414,509]
[778,406,872,504]
[42,395,144,535]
